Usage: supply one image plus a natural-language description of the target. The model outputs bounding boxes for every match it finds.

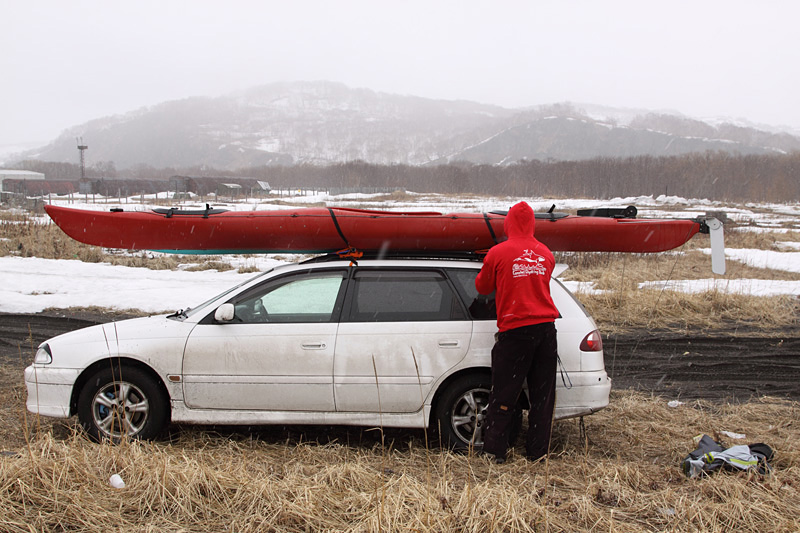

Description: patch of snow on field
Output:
[700,248,800,273]
[641,278,800,297]
[0,257,273,314]
[732,227,792,234]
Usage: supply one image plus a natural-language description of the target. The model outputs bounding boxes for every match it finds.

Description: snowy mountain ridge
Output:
[10,81,800,170]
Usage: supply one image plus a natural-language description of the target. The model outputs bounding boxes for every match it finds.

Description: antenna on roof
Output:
[76,137,88,179]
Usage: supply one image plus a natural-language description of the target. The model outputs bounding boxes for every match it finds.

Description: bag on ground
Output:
[682,434,773,478]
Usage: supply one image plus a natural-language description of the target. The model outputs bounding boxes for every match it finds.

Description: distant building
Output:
[169,175,197,197]
[255,180,271,195]
[167,176,271,198]
[218,183,243,198]
[0,170,45,192]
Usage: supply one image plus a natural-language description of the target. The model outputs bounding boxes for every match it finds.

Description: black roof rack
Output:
[301,250,486,264]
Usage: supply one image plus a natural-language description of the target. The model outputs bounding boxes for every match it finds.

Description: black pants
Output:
[482,322,558,461]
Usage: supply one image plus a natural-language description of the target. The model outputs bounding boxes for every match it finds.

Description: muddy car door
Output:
[333,268,472,413]
[182,269,347,411]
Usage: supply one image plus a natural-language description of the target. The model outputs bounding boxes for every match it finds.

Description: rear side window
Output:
[446,268,497,320]
[346,270,467,322]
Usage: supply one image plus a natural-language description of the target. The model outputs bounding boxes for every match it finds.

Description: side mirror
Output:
[214,303,235,322]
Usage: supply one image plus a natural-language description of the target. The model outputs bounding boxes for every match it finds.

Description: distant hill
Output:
[13,81,800,170]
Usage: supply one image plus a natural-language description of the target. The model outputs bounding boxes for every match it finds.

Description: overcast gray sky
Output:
[1,0,798,146]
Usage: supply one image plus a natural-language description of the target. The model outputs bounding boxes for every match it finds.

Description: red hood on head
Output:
[503,201,535,239]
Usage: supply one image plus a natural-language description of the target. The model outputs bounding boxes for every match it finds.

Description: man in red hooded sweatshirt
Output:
[475,201,560,463]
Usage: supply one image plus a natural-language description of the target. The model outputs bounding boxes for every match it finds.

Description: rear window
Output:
[446,268,497,320]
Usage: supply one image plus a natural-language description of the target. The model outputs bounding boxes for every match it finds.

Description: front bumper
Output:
[24,365,80,419]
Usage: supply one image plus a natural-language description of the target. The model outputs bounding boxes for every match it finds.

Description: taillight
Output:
[580,330,603,352]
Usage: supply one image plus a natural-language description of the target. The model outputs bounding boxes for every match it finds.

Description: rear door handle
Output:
[302,342,327,350]
[438,340,461,348]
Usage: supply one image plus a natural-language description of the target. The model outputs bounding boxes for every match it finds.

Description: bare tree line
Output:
[12,151,800,203]
[244,152,800,202]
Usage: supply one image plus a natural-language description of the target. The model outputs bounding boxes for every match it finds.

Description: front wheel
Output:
[77,365,169,442]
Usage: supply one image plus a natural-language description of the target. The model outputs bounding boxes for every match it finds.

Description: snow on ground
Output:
[2,192,799,314]
[641,278,800,296]
[703,248,800,273]
[0,256,270,314]
[734,227,792,234]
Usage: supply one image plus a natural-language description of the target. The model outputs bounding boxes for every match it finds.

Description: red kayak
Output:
[44,204,705,254]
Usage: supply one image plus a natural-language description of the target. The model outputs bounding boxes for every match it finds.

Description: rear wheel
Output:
[77,365,168,442]
[433,374,523,451]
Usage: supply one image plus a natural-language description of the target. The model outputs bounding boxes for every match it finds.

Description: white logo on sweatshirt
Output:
[512,249,547,278]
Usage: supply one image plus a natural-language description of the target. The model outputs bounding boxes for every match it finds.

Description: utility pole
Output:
[77,137,88,179]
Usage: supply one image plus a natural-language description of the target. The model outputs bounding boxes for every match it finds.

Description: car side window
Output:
[446,268,497,320]
[234,270,347,323]
[346,270,467,322]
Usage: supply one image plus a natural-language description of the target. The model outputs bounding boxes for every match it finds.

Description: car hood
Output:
[41,315,169,347]
[40,315,196,369]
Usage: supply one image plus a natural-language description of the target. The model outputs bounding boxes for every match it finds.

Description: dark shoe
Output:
[480,449,507,464]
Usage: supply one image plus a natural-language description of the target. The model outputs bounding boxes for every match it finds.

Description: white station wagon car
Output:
[26,256,610,448]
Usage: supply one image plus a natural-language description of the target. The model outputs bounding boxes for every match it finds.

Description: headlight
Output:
[34,344,52,365]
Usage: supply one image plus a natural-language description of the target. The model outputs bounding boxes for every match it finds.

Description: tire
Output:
[77,365,169,442]
[433,374,490,451]
[433,374,523,451]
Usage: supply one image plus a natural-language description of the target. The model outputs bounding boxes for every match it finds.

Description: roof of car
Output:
[297,254,570,279]
[302,251,486,265]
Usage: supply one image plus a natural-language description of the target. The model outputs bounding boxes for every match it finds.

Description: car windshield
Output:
[176,269,274,319]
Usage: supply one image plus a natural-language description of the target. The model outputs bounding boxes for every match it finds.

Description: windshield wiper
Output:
[167,308,189,319]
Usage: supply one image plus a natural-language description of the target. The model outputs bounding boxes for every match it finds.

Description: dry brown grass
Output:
[725,228,800,249]
[183,260,235,272]
[2,391,797,532]
[1,218,106,263]
[2,217,185,270]
[582,289,798,336]
[557,248,800,287]
[41,305,150,320]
